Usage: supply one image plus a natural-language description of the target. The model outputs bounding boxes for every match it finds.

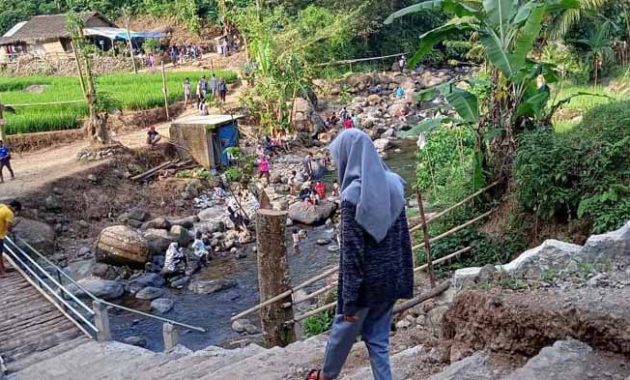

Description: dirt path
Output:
[0,80,246,202]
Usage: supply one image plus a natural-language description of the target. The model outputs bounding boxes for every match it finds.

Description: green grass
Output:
[0,70,238,134]
[550,80,625,134]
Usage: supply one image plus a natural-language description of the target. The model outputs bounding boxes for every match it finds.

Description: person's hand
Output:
[343,314,359,323]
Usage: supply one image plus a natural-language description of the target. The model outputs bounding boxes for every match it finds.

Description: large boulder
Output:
[69,277,124,300]
[143,228,178,255]
[13,218,56,255]
[95,226,149,267]
[188,279,237,294]
[288,201,337,225]
[576,221,630,264]
[127,273,166,294]
[373,138,392,152]
[135,286,166,300]
[151,298,174,314]
[141,217,171,230]
[428,352,495,380]
[291,97,326,133]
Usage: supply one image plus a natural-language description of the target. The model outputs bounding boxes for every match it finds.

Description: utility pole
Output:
[123,7,137,74]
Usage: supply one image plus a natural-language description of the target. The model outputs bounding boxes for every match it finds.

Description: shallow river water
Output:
[110,140,418,351]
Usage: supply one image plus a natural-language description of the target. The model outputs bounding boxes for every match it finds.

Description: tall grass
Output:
[0,70,238,134]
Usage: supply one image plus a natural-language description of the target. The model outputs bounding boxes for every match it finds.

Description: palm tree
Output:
[549,0,610,39]
[575,20,616,85]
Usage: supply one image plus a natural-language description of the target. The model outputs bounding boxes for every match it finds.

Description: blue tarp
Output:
[217,122,239,167]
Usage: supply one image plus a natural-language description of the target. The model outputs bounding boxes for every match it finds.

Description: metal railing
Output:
[4,236,206,348]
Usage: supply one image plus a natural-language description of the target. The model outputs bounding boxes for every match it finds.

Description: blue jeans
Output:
[322,302,394,380]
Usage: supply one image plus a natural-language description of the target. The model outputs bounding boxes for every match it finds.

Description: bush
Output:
[303,310,334,338]
[515,101,630,233]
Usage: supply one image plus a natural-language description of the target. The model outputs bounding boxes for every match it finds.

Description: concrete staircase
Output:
[0,271,84,373]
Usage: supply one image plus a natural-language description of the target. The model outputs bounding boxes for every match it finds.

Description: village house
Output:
[0,12,117,61]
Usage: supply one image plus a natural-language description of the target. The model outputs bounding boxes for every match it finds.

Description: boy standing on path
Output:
[0,140,15,183]
[0,200,21,276]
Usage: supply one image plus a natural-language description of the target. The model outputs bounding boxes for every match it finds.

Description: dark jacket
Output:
[337,201,414,315]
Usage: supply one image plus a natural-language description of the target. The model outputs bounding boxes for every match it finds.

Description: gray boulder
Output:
[576,221,630,264]
[288,201,337,225]
[127,273,166,294]
[69,277,124,300]
[170,216,200,229]
[13,218,56,255]
[143,228,178,255]
[123,336,147,348]
[231,319,260,335]
[429,352,494,380]
[128,208,150,223]
[141,217,171,230]
[188,279,237,294]
[91,263,120,281]
[505,339,630,380]
[151,298,174,314]
[135,286,166,300]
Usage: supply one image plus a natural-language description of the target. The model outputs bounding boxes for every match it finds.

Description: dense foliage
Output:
[515,101,630,233]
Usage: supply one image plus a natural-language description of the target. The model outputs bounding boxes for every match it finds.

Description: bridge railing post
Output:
[163,323,179,352]
[93,301,112,342]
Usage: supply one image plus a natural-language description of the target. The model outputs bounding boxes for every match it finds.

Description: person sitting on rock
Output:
[332,180,340,197]
[162,242,184,276]
[394,86,405,99]
[146,126,161,147]
[315,181,327,201]
[344,117,354,129]
[192,231,209,266]
[299,184,312,202]
[288,171,299,196]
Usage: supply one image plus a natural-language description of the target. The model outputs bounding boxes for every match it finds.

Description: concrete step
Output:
[341,345,429,380]
[6,336,90,373]
[203,335,329,380]
[136,344,267,380]
[10,341,168,380]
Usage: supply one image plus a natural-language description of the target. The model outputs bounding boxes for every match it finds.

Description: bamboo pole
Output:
[412,209,495,252]
[292,301,336,323]
[414,247,472,273]
[409,180,500,234]
[416,189,436,288]
[161,62,170,120]
[293,282,337,306]
[230,266,338,322]
[125,15,138,75]
[70,42,87,98]
[393,281,450,314]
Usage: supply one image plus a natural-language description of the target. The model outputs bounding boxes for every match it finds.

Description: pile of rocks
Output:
[77,144,128,162]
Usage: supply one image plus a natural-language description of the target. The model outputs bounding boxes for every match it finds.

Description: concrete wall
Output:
[169,123,213,169]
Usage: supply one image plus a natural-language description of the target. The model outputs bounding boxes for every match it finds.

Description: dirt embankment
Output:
[443,287,630,357]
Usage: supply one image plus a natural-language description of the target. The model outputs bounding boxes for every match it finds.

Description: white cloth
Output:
[163,243,183,272]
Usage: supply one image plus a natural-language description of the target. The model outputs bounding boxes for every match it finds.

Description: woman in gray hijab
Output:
[306,129,414,380]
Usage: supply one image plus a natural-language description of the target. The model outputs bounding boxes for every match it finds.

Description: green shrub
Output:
[515,101,630,233]
[416,126,476,208]
[303,310,334,338]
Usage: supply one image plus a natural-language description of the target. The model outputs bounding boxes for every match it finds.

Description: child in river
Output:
[292,228,301,255]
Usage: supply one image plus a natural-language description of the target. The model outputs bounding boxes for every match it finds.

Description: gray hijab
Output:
[329,129,405,243]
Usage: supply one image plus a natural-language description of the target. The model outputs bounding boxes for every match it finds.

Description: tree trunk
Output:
[0,106,5,143]
[126,17,138,74]
[256,209,295,347]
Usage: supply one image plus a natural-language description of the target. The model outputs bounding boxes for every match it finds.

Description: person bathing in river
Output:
[305,129,414,380]
[192,231,209,266]
[292,228,301,255]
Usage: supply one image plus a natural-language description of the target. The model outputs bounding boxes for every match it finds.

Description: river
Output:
[110,139,419,351]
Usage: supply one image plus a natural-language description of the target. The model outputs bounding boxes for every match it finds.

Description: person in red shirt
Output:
[315,181,327,200]
[344,118,354,129]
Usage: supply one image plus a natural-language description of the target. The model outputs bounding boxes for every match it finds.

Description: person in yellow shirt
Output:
[0,200,21,276]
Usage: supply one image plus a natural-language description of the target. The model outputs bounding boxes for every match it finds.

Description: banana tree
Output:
[386,0,577,179]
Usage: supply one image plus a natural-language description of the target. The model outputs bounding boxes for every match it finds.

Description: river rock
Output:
[169,275,190,289]
[123,336,147,348]
[170,225,193,246]
[316,239,331,246]
[144,229,178,255]
[141,217,171,230]
[576,221,630,264]
[43,195,61,211]
[128,208,150,223]
[327,245,340,253]
[231,319,259,335]
[91,263,119,281]
[13,218,56,255]
[69,277,124,300]
[429,352,494,380]
[188,279,237,294]
[170,216,200,229]
[288,201,337,225]
[135,286,165,300]
[127,273,166,294]
[95,226,150,267]
[373,138,392,151]
[151,298,174,314]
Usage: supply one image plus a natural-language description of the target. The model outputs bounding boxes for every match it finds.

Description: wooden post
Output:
[70,42,87,98]
[93,301,112,342]
[416,189,436,288]
[125,16,138,74]
[256,209,296,347]
[163,323,179,351]
[161,62,170,120]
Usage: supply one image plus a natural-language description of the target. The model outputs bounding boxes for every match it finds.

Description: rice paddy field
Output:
[0,70,238,135]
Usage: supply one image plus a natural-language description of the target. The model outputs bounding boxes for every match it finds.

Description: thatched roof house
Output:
[0,12,116,57]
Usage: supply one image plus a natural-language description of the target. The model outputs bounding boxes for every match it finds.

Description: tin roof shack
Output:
[169,115,241,170]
